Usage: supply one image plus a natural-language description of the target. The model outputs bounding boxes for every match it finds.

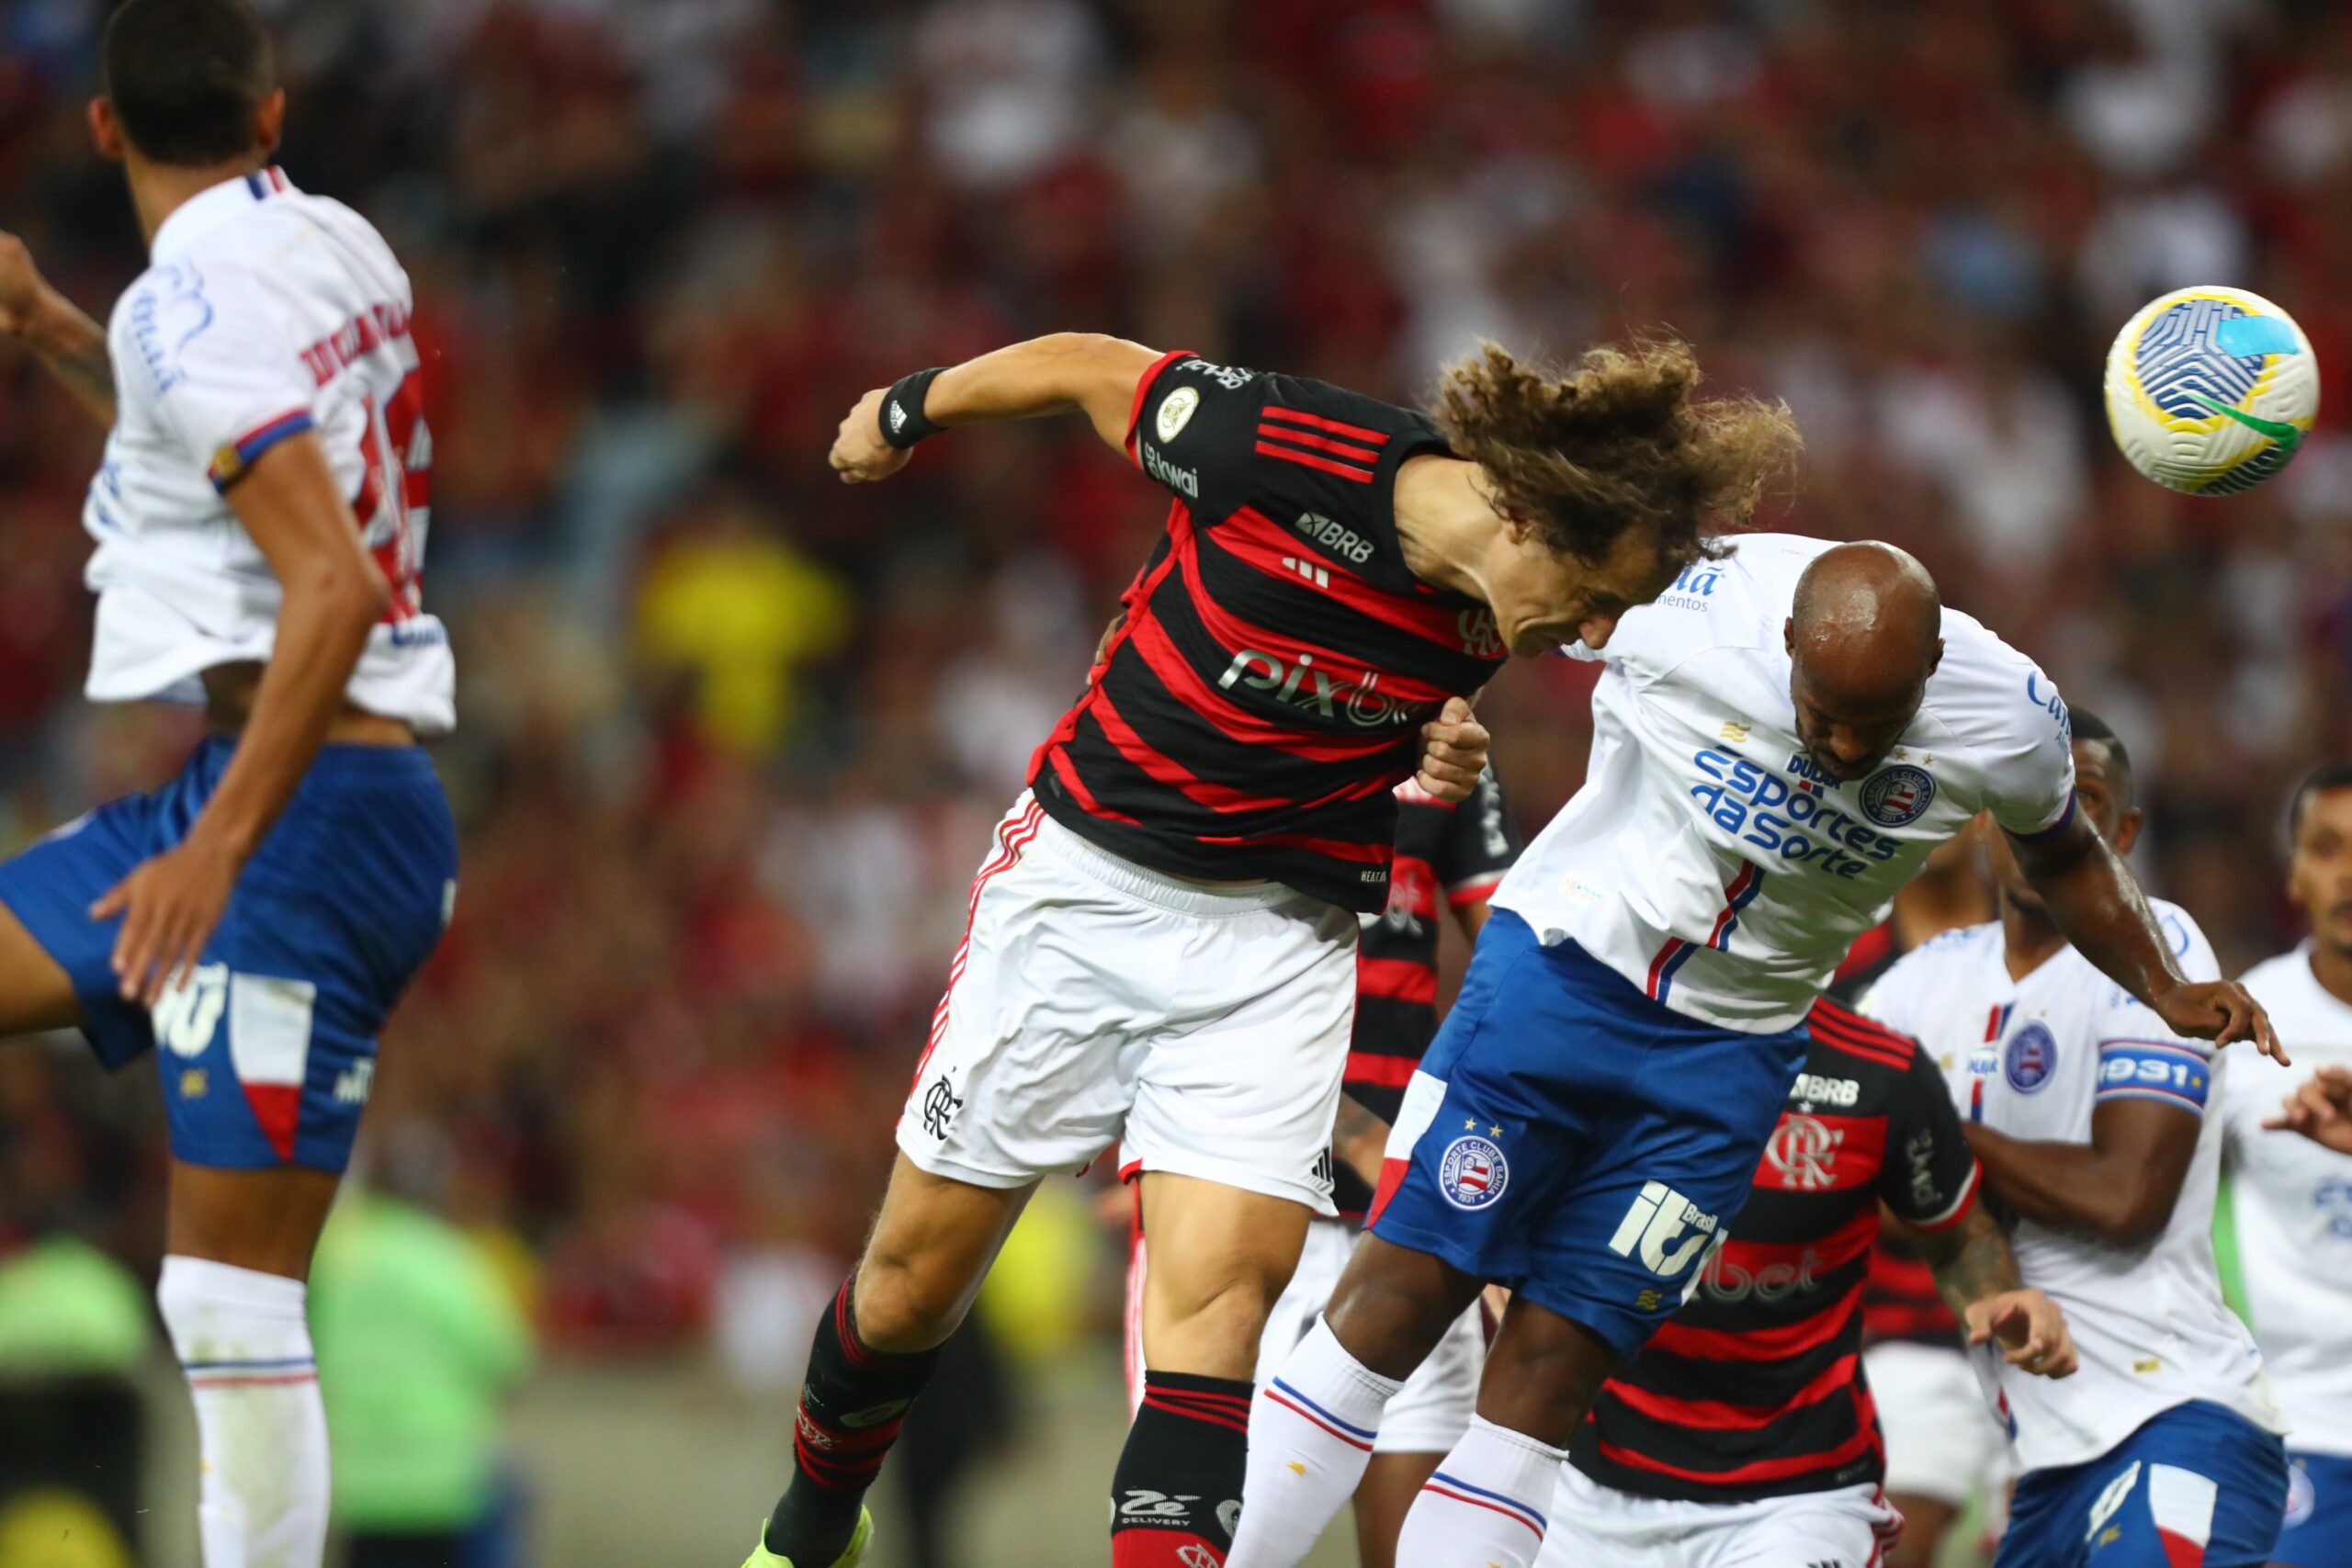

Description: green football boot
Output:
[741,1509,872,1568]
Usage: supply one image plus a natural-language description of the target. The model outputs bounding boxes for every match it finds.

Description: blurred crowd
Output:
[3,0,2350,1378]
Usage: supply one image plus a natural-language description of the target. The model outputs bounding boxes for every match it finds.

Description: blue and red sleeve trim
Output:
[2008,790,2077,845]
[207,409,313,492]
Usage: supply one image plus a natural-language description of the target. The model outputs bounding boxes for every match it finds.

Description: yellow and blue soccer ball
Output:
[2103,286,2319,496]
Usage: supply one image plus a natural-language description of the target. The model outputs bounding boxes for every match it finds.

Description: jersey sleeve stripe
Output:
[1254,422,1384,464]
[1906,1159,1982,1233]
[207,410,315,492]
[1260,403,1393,446]
[1446,875,1504,906]
[1122,347,1197,462]
[1254,440,1377,482]
[2008,789,2078,844]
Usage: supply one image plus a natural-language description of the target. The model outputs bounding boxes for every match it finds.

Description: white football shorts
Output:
[1864,1339,2011,1508]
[898,792,1359,1214]
[1539,1463,1901,1567]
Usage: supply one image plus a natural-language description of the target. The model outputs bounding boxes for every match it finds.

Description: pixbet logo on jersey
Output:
[1690,750,1907,879]
[1219,649,1414,727]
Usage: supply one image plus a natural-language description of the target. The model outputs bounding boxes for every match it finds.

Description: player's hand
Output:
[2263,1064,2352,1154]
[2147,977,2286,1066]
[1416,697,1488,803]
[1966,1289,2076,1379]
[91,834,242,1008]
[829,388,913,485]
[0,230,51,338]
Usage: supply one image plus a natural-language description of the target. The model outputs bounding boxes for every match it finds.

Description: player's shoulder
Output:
[1919,605,2064,750]
[1868,921,2000,1001]
[108,254,284,397]
[1804,992,1924,1077]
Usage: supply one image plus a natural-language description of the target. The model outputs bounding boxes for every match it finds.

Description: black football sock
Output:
[1111,1371,1253,1565]
[763,1279,943,1562]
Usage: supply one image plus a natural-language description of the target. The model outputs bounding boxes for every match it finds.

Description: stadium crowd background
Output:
[0,0,2348,1561]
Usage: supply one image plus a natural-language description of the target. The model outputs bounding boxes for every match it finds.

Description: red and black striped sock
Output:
[1111,1371,1253,1566]
[763,1280,942,1562]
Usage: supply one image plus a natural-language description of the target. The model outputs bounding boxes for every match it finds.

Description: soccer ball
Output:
[2103,286,2319,496]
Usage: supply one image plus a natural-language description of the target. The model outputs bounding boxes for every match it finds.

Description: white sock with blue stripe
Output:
[157,1255,329,1568]
[1227,1315,1401,1567]
[1396,1416,1563,1568]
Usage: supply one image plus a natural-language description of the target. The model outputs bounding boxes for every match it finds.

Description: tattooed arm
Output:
[0,231,115,426]
[1910,1201,2078,1379]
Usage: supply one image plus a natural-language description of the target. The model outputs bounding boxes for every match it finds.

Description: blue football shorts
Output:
[1369,909,1810,1359]
[0,736,457,1173]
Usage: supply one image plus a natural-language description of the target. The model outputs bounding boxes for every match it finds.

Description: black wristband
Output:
[879,367,948,450]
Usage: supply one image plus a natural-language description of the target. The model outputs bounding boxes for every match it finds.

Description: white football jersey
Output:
[2222,947,2352,1459]
[1860,911,2284,1473]
[1492,534,2075,1032]
[84,167,452,735]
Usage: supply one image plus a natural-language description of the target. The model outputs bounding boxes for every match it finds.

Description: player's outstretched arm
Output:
[0,231,115,426]
[2264,1063,2352,1154]
[1961,1100,2199,1249]
[93,432,389,1005]
[1911,1203,2076,1378]
[2009,815,2284,1061]
[828,333,1164,482]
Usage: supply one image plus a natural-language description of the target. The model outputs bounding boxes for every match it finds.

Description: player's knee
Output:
[1151,1252,1289,1365]
[850,1243,967,1353]
[1324,1267,1465,1378]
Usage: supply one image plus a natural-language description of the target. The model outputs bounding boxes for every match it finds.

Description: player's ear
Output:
[2110,807,2143,858]
[1782,615,1794,657]
[255,88,287,156]
[88,97,126,164]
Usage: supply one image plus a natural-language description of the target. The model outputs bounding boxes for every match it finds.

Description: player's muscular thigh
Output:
[851,1155,1038,1354]
[1137,1172,1312,1378]
[0,902,81,1038]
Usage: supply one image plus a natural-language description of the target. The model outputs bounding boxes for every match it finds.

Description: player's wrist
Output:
[17,286,98,356]
[877,367,948,449]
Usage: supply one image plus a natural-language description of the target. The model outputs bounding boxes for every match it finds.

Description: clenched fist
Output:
[1416,696,1489,803]
[828,388,913,484]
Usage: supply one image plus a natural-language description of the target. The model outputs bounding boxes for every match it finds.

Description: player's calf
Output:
[1119,1174,1312,1566]
[763,1157,1031,1564]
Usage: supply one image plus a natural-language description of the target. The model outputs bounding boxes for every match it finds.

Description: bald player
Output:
[1229,536,2277,1568]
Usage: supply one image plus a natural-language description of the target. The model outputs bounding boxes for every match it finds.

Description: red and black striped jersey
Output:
[1027,352,1510,913]
[1831,924,1964,1348]
[1568,998,1981,1505]
[1332,768,1521,1216]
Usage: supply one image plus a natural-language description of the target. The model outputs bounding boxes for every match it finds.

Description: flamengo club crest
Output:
[1438,1131,1509,1210]
[1766,1113,1843,1190]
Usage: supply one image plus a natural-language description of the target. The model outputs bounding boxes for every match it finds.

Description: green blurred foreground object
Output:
[310,1191,535,1533]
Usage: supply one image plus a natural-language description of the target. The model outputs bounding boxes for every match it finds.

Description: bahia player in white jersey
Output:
[0,3,455,1563]
[1231,537,2278,1568]
[1864,714,2291,1568]
[2221,765,2352,1568]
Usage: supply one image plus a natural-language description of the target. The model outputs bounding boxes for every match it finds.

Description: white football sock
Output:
[1393,1416,1565,1568]
[1227,1316,1402,1568]
[157,1256,330,1568]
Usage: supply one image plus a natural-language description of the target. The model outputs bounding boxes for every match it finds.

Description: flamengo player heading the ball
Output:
[1230,537,2282,1568]
[0,3,456,1565]
[741,333,1802,1568]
